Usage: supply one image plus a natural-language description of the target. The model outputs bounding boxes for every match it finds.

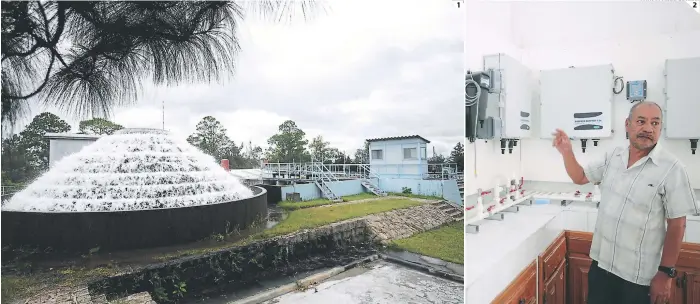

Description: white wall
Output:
[464,1,700,198]
[369,138,428,177]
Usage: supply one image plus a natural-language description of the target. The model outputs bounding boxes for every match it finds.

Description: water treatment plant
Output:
[0,129,465,304]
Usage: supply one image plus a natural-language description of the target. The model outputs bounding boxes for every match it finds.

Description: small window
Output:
[403,148,417,159]
[371,149,383,160]
[420,147,427,159]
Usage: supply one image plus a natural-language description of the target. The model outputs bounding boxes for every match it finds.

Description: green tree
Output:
[324,147,342,164]
[1,1,321,127]
[240,140,264,168]
[447,142,465,172]
[18,112,71,176]
[353,141,370,164]
[332,150,353,165]
[308,135,333,162]
[428,154,447,164]
[187,116,240,164]
[78,118,124,135]
[265,120,310,163]
[1,134,31,184]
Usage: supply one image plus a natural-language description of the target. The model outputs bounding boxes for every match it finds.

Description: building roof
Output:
[44,133,101,140]
[366,135,430,143]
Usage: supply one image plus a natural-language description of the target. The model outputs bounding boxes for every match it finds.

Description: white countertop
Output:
[464,198,700,304]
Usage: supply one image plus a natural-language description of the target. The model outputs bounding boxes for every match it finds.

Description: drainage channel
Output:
[266,204,287,229]
[185,254,464,304]
[258,259,463,304]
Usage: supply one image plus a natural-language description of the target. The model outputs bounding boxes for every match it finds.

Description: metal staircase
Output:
[359,164,388,197]
[360,179,388,196]
[311,162,343,202]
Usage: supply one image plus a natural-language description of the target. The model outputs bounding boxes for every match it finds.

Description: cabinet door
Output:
[669,270,686,304]
[555,262,567,304]
[685,272,700,304]
[567,255,591,304]
[493,261,538,304]
[543,260,567,304]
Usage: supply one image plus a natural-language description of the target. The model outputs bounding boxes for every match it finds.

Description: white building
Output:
[367,135,429,179]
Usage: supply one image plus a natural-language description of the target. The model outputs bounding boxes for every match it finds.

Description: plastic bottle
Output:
[593,184,601,200]
[493,185,501,202]
[475,196,484,219]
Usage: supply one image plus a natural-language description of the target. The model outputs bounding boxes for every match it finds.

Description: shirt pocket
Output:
[599,161,622,193]
[628,175,663,215]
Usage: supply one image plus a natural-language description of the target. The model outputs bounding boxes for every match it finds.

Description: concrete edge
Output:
[231,254,380,304]
[379,254,465,283]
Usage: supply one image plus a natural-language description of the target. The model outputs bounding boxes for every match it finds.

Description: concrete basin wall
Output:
[1,186,268,253]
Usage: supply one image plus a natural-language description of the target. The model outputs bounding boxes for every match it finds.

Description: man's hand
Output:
[552,129,573,155]
[650,272,672,304]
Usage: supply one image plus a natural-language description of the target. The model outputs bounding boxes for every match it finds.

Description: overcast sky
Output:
[18,0,464,156]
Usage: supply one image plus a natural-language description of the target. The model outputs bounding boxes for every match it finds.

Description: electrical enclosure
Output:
[626,80,647,101]
[466,71,496,141]
[664,57,700,139]
[483,53,535,139]
[539,64,615,139]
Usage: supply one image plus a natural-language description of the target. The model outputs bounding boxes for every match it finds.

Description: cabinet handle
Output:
[681,274,687,289]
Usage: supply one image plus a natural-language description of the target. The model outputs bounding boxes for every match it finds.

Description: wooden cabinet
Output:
[494,230,700,304]
[684,271,700,303]
[564,231,700,304]
[543,259,567,304]
[567,231,593,304]
[567,256,591,304]
[677,242,700,304]
[539,231,567,304]
[492,261,538,304]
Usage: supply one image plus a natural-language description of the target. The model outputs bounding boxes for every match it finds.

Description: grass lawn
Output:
[156,198,423,260]
[259,198,422,239]
[390,221,464,265]
[1,267,114,303]
[277,192,377,210]
[1,276,40,303]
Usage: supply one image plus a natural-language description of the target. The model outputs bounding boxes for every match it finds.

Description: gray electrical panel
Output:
[664,57,700,139]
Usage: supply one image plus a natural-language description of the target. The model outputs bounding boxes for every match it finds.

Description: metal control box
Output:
[626,80,647,101]
[482,53,535,139]
[664,57,700,139]
[539,64,615,139]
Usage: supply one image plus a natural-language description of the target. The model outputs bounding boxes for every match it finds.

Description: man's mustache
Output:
[637,133,653,140]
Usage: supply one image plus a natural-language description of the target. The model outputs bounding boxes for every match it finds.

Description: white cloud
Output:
[212,109,291,146]
[15,0,464,158]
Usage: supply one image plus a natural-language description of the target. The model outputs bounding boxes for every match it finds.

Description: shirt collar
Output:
[618,143,662,165]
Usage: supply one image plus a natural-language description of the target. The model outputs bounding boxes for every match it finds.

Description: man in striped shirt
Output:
[552,101,699,304]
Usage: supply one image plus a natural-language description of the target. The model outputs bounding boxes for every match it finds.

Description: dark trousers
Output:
[588,260,651,304]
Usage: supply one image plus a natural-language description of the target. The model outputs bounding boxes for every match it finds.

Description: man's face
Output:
[625,103,662,151]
